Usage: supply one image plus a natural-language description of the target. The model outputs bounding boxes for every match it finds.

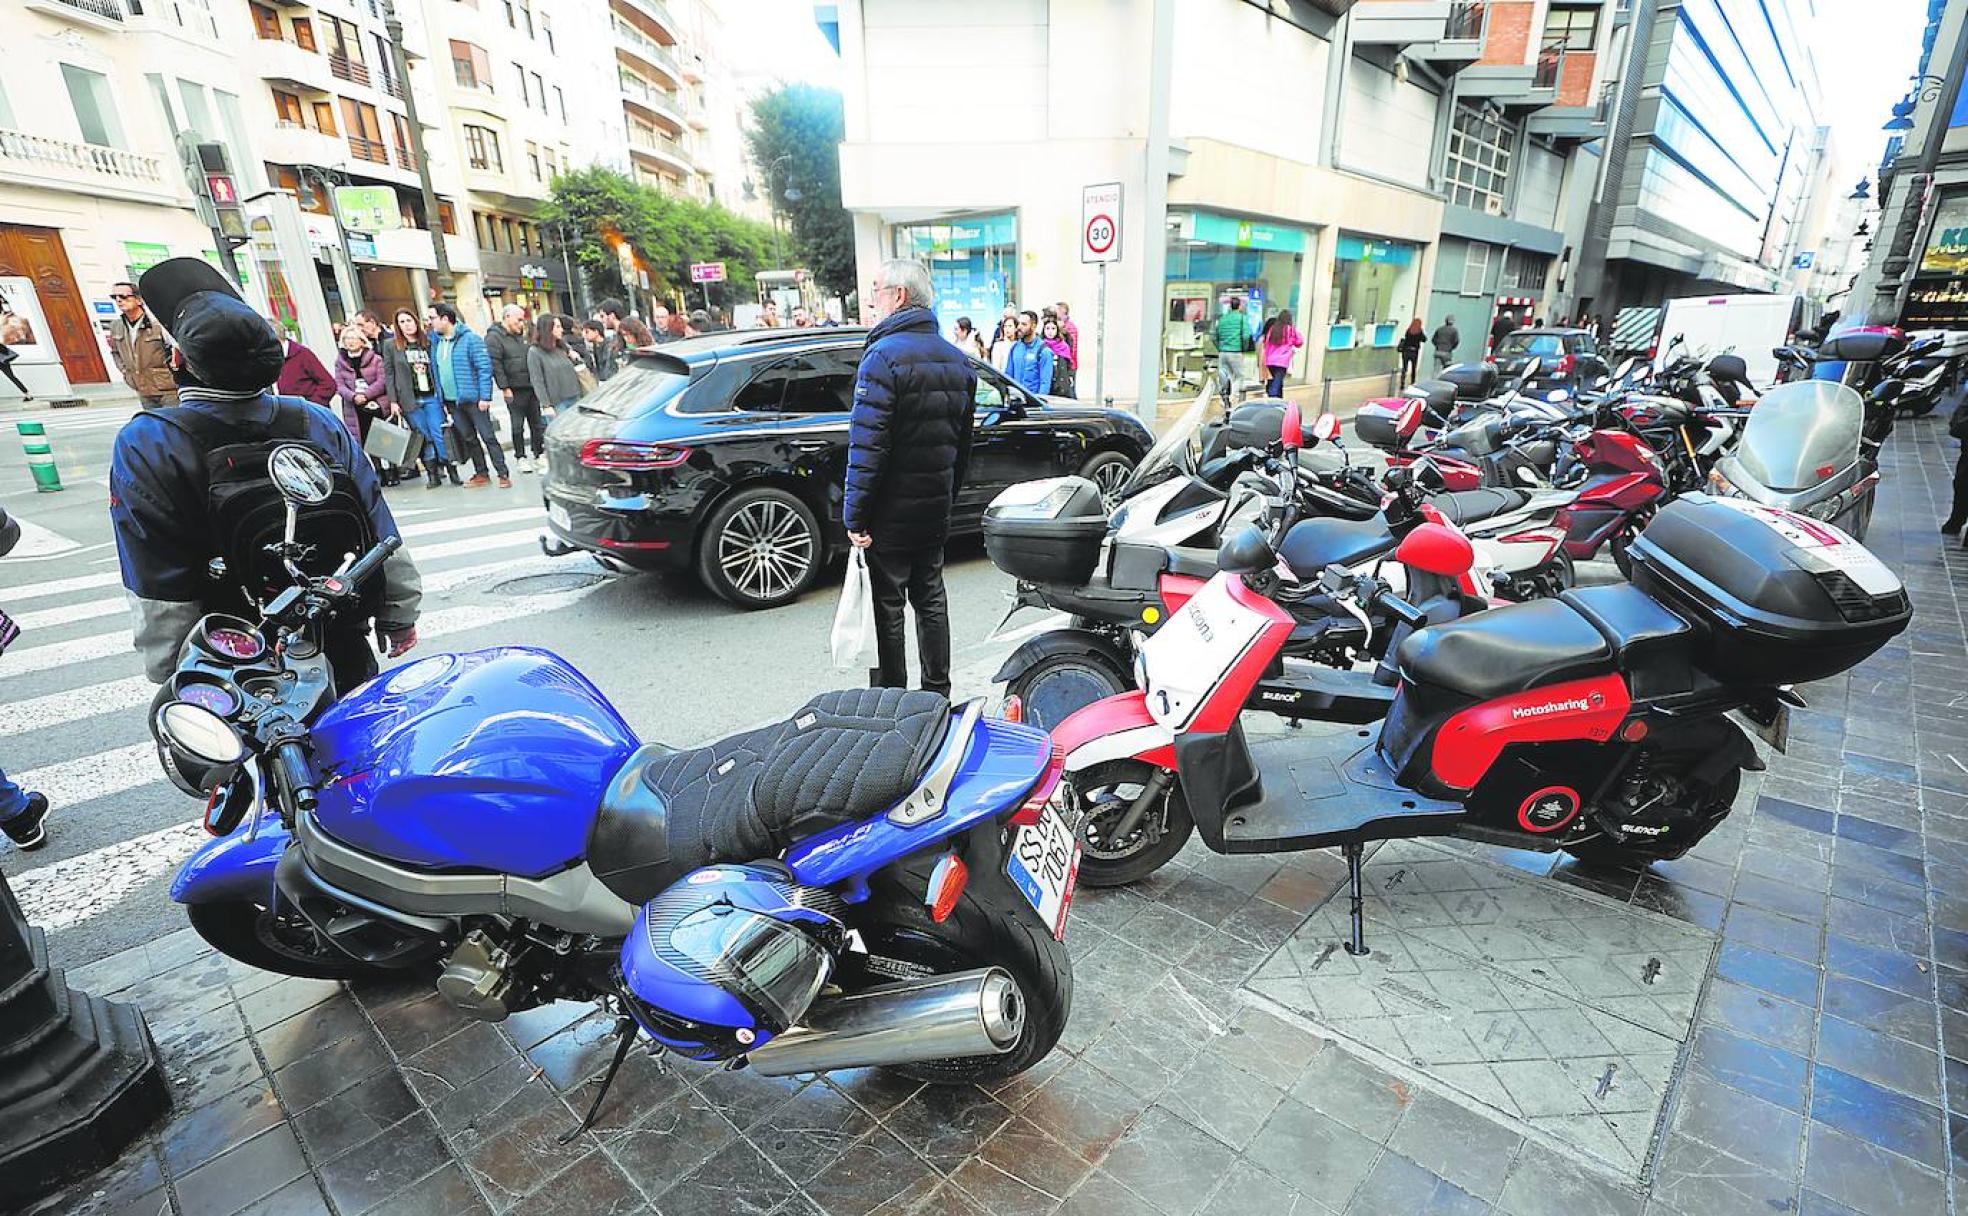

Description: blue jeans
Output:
[406,399,450,462]
[0,766,29,825]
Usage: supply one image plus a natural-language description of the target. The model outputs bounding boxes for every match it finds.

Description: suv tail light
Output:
[579,440,691,471]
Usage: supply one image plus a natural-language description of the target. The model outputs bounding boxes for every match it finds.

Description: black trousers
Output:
[446,400,508,477]
[1951,442,1968,530]
[326,628,380,694]
[0,359,26,395]
[866,544,951,697]
[1400,351,1419,385]
[506,387,545,458]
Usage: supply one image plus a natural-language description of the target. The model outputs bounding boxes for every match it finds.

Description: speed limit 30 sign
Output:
[1081,182,1123,264]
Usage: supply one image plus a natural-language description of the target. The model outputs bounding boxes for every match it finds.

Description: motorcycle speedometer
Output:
[176,681,240,717]
[194,616,266,663]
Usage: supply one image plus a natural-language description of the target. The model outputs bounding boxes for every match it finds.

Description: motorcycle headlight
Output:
[151,701,247,796]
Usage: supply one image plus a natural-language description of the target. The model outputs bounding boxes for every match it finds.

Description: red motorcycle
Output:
[1050,404,1910,953]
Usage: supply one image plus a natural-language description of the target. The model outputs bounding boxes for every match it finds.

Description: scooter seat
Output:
[1278,516,1394,578]
[1428,487,1530,524]
[1396,598,1612,702]
[587,688,950,905]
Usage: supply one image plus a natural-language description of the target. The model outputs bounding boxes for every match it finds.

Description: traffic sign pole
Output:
[1081,183,1123,408]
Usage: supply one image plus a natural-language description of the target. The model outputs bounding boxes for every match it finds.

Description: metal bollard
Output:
[15,421,61,492]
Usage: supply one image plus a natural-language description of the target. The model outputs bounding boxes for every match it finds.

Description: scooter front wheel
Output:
[1071,761,1195,887]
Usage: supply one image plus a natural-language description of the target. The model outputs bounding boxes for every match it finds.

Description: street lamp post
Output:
[383,0,454,302]
[767,153,792,271]
[297,164,365,316]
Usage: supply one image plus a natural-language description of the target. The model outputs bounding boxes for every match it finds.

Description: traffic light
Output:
[192,141,249,248]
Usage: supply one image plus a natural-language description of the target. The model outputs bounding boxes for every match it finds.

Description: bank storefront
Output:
[893,212,1019,340]
[1160,210,1314,395]
[1324,232,1423,380]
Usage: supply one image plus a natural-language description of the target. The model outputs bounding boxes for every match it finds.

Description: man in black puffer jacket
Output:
[844,258,977,696]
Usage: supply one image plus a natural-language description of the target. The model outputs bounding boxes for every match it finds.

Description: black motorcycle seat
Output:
[1278,516,1394,578]
[1428,487,1530,524]
[1560,585,1691,664]
[586,688,950,905]
[1396,598,1612,701]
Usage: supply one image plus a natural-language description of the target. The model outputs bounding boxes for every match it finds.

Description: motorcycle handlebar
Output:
[1370,585,1429,631]
[271,739,318,816]
[339,536,401,590]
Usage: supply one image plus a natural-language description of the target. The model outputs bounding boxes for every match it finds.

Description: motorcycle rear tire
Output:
[186,899,407,982]
[1072,760,1196,888]
[1005,651,1131,733]
[851,873,1071,1085]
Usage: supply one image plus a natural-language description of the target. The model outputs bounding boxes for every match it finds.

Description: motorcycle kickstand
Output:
[560,1014,638,1144]
[1342,843,1370,957]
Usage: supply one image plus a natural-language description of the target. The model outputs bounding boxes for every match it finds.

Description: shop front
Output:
[1324,232,1422,380]
[1906,190,1968,331]
[478,250,563,320]
[892,212,1018,341]
[1160,210,1313,396]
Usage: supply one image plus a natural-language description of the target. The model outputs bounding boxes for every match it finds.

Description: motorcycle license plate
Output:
[1006,802,1080,941]
[547,503,571,531]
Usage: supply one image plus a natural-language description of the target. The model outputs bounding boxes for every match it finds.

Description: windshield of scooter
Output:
[1120,389,1214,498]
[1735,380,1863,492]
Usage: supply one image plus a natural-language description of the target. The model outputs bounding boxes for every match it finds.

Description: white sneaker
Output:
[517,456,534,474]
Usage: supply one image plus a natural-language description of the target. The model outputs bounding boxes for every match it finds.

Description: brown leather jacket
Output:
[109,310,177,397]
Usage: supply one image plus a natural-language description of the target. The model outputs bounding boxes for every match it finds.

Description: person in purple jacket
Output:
[334,326,403,486]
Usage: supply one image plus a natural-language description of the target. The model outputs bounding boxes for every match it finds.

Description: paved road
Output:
[0,405,1043,970]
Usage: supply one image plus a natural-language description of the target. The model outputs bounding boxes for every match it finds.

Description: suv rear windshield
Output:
[1498,333,1566,357]
[575,357,693,418]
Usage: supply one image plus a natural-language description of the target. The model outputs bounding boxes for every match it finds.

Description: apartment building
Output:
[556,0,716,202]
[0,0,240,396]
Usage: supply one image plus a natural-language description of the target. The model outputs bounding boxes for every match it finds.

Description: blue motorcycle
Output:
[151,446,1077,1129]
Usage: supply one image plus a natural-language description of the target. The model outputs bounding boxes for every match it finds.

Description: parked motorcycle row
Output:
[140,341,1912,1149]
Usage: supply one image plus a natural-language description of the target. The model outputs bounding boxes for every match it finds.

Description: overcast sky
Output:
[725,0,843,90]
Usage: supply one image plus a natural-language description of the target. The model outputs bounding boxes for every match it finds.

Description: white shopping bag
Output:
[831,548,877,669]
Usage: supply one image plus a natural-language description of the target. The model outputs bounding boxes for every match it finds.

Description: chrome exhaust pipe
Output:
[747,967,1023,1077]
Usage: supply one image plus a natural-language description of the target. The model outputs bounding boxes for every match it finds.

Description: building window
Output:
[1461,242,1492,295]
[273,89,305,126]
[514,63,529,106]
[438,200,457,236]
[1503,249,1549,292]
[526,141,541,181]
[464,123,502,171]
[390,111,413,165]
[62,64,126,148]
[451,40,492,91]
[553,85,566,121]
[541,14,553,53]
[1446,103,1516,215]
[1543,6,1600,51]
[176,80,213,135]
[311,99,338,136]
[251,3,281,39]
[517,0,532,36]
[342,98,386,162]
[502,0,515,27]
[531,72,545,114]
[291,16,317,51]
[543,146,557,179]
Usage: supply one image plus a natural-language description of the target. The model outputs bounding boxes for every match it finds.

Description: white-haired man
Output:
[485,303,544,472]
[842,259,977,697]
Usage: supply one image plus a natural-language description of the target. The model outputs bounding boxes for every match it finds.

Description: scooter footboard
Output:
[170,812,291,905]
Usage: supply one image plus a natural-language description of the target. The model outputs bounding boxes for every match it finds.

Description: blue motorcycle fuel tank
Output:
[309,647,639,876]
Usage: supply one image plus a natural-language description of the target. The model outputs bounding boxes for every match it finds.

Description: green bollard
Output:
[16,420,61,492]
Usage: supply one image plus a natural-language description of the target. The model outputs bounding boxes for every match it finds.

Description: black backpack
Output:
[152,401,381,618]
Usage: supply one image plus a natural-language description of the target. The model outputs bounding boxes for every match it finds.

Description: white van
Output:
[1655,294,1811,388]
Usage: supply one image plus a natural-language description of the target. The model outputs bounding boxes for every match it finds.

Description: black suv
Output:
[543,328,1155,608]
[1491,327,1611,395]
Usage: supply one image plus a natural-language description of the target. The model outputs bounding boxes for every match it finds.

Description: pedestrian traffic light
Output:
[192,141,249,248]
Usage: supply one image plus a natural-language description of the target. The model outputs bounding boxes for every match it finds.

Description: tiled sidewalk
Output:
[33,415,1968,1216]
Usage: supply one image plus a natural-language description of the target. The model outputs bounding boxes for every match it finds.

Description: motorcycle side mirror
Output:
[1280,401,1303,451]
[1516,357,1541,387]
[269,444,333,506]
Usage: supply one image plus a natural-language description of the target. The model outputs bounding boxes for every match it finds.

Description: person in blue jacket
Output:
[429,302,509,488]
[1002,310,1055,397]
[108,258,423,691]
[843,258,976,697]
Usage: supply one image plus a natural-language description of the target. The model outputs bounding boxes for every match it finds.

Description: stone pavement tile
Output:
[1492,1140,1642,1216]
[1189,851,1284,896]
[1822,975,1942,1051]
[1808,1063,1948,1171]
[1100,1104,1238,1216]
[1687,1026,1808,1113]
[1386,1089,1524,1201]
[1829,868,1928,919]
[431,1057,559,1147]
[1198,1159,1328,1216]
[161,1078,288,1177]
[116,952,233,1019]
[1219,897,1309,951]
[1701,977,1814,1054]
[170,1034,269,1113]
[369,990,468,1057]
[1055,976,1127,1055]
[459,1086,597,1206]
[401,1020,524,1106]
[975,1114,1096,1197]
[25,1141,164,1216]
[317,1112,453,1215]
[1647,1133,1795,1216]
[525,1011,623,1092]
[1729,872,1828,923]
[237,977,344,1032]
[503,1150,643,1216]
[1289,1040,1413,1141]
[1066,886,1150,935]
[292,1067,423,1163]
[271,1026,392,1113]
[1629,879,1726,932]
[1719,904,1822,964]
[1343,1152,1488,1216]
[1817,1015,1944,1103]
[1021,1057,1147,1160]
[173,1124,309,1216]
[1244,1096,1380,1211]
[828,1066,926,1119]
[1826,896,1930,959]
[1120,901,1217,962]
[65,941,161,997]
[146,925,212,973]
[1211,1004,1328,1088]
[693,1063,810,1133]
[803,1127,937,1216]
[252,996,373,1070]
[1836,814,1925,859]
[1802,1120,1948,1216]
[605,1086,741,1192]
[1737,846,1831,890]
[726,1080,871,1186]
[1059,1169,1165,1216]
[1713,941,1822,1006]
[1073,933,1174,992]
[1833,838,1926,889]
[1177,927,1277,989]
[1160,871,1254,927]
[1259,863,1343,914]
[235,1176,333,1215]
[1824,934,1933,998]
[1159,1045,1286,1150]
[880,1084,1010,1175]
[365,1162,491,1216]
[1754,796,1835,835]
[502,998,592,1050]
[150,993,250,1064]
[1669,1070,1803,1177]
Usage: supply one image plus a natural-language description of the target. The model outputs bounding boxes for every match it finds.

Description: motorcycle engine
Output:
[437,929,518,1021]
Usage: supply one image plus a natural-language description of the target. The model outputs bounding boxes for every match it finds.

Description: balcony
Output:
[614,17,683,88]
[262,120,347,168]
[619,70,686,132]
[626,129,693,177]
[1351,3,1486,70]
[449,71,507,118]
[23,0,125,30]
[329,52,371,89]
[259,38,338,93]
[0,128,180,204]
[611,0,680,44]
[1527,79,1612,140]
[348,135,390,166]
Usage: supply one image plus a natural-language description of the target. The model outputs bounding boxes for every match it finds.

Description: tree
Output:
[540,167,779,313]
[746,84,856,297]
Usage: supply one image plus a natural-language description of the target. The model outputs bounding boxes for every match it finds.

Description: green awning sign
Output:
[124,242,171,276]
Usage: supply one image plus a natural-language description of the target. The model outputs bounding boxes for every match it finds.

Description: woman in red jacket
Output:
[275,333,336,407]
